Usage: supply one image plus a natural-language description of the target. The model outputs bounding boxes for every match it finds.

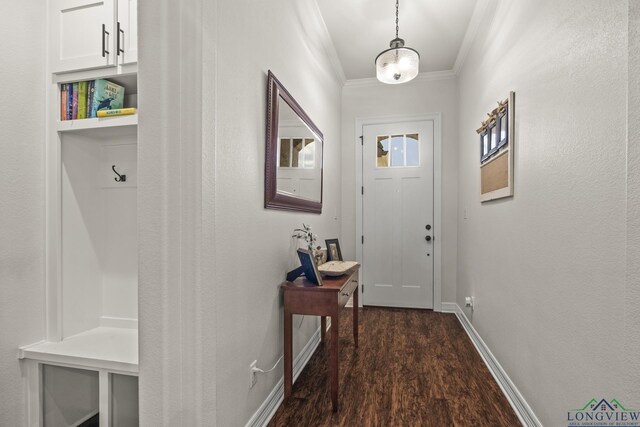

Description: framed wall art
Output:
[476,91,515,202]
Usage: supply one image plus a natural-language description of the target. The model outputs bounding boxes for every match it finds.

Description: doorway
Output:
[356,115,442,310]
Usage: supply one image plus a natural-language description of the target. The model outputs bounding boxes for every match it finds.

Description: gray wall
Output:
[0,0,46,424]
[625,0,640,403]
[214,1,342,425]
[138,0,343,425]
[456,0,630,424]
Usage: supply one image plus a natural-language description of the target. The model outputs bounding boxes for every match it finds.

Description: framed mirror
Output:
[265,71,323,213]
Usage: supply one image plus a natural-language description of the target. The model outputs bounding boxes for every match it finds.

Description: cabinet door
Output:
[50,0,116,73]
[117,0,138,65]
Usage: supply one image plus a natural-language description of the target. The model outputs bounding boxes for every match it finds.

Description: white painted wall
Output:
[341,77,458,302]
[0,1,46,425]
[625,0,640,403]
[456,1,630,424]
[138,0,342,425]
[61,133,138,337]
[214,1,342,424]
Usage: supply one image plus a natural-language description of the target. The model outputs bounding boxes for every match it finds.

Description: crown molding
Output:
[310,0,346,85]
[453,0,493,75]
[344,69,456,89]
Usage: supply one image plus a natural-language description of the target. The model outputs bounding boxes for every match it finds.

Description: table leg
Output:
[321,316,326,344]
[284,310,292,400]
[353,286,358,347]
[330,313,339,412]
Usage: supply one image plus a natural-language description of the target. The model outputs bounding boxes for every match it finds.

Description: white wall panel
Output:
[0,1,46,424]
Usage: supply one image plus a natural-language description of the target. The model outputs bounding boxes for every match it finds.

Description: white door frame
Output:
[355,113,443,312]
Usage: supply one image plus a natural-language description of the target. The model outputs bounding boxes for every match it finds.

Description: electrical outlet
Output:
[249,360,258,389]
[465,296,474,308]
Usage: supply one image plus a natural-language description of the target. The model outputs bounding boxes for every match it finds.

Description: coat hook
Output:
[112,165,126,182]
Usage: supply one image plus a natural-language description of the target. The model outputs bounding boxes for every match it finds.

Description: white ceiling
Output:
[316,0,478,80]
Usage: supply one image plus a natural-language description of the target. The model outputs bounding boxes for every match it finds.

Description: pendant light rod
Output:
[375,0,420,84]
[395,0,399,39]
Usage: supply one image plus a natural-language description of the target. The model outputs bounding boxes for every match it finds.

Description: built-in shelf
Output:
[56,115,138,133]
[53,64,138,86]
[19,327,138,374]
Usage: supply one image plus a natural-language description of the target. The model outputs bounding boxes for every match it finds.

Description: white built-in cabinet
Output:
[50,0,137,73]
[19,1,139,425]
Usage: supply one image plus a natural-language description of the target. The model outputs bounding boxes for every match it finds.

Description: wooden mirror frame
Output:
[265,70,323,213]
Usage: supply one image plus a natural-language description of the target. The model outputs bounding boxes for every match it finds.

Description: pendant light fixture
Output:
[375,0,420,84]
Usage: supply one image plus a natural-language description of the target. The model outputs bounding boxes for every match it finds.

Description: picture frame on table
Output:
[297,248,323,286]
[325,239,343,262]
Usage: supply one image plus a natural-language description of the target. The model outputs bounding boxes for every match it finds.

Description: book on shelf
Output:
[87,80,95,118]
[60,79,128,121]
[93,79,125,115]
[60,84,68,122]
[96,108,137,118]
[66,83,73,120]
[71,82,78,120]
[77,81,88,119]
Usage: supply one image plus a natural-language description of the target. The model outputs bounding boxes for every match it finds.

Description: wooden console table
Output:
[281,265,360,412]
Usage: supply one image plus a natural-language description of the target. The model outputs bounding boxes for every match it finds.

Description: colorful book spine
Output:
[60,84,68,121]
[87,80,96,118]
[77,81,88,119]
[97,108,137,117]
[66,83,73,121]
[71,82,79,120]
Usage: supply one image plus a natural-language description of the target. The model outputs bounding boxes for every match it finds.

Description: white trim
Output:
[344,70,455,88]
[355,113,443,311]
[55,115,138,132]
[244,327,322,427]
[99,316,138,329]
[440,302,457,313]
[453,0,493,75]
[451,303,542,427]
[98,371,110,427]
[309,0,346,84]
[24,360,42,427]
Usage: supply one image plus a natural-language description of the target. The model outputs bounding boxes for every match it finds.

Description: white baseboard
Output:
[100,316,138,329]
[449,303,542,427]
[440,302,457,313]
[245,327,322,427]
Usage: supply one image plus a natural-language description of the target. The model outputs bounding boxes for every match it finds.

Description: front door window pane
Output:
[406,133,419,166]
[390,134,404,167]
[377,136,390,167]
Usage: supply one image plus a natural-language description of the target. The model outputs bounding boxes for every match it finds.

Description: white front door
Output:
[362,120,434,309]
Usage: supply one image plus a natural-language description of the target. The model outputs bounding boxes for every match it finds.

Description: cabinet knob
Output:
[425,235,432,242]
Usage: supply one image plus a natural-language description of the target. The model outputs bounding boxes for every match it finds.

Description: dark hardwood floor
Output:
[268,307,521,427]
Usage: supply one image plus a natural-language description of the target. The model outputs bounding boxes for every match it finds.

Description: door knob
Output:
[425,236,432,242]
[426,224,431,230]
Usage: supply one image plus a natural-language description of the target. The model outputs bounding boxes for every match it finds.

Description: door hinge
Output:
[361,186,364,195]
[361,284,364,293]
[361,235,364,244]
[359,135,363,146]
